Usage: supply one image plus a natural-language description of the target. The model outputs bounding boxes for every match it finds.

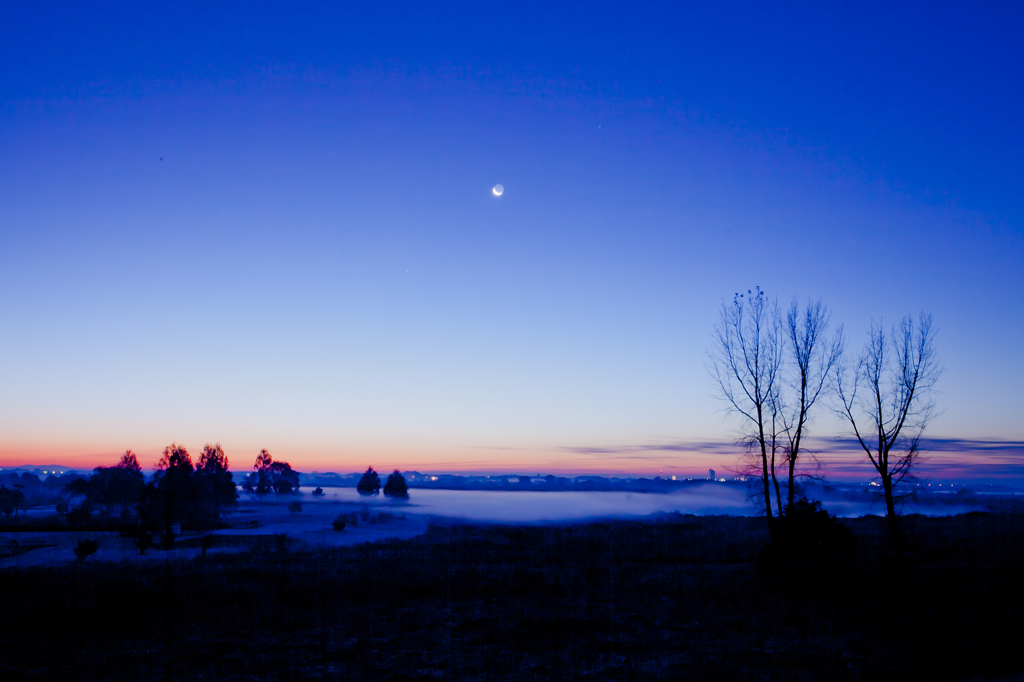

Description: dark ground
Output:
[2,511,1024,682]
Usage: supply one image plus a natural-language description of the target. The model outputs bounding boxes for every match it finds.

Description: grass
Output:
[1,512,1023,681]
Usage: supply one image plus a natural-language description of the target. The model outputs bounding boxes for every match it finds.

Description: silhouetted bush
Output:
[66,503,93,528]
[200,535,215,557]
[777,498,855,555]
[332,514,347,531]
[288,501,302,513]
[73,539,98,563]
[357,467,381,496]
[313,487,324,496]
[384,470,409,499]
[134,530,152,555]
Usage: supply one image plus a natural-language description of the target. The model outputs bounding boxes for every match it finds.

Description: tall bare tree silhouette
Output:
[778,299,843,514]
[708,287,784,537]
[835,313,941,543]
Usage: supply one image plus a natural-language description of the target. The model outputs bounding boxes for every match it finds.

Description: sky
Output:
[1,2,1022,479]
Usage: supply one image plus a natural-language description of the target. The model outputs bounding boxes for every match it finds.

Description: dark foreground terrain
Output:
[2,512,1023,681]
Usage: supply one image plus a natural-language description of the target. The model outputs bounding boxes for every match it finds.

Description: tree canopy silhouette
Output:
[192,443,237,525]
[384,470,409,499]
[357,467,381,496]
[0,486,24,518]
[243,450,300,494]
[152,443,194,544]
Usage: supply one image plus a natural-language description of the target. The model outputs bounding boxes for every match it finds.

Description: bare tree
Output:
[778,299,843,514]
[708,287,783,535]
[835,313,940,542]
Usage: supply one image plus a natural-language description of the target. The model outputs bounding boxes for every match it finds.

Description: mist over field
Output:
[307,485,985,523]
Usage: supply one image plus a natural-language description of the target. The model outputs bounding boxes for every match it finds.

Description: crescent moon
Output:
[492,184,504,197]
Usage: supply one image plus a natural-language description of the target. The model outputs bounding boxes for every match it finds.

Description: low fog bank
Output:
[0,483,992,567]
[304,484,987,523]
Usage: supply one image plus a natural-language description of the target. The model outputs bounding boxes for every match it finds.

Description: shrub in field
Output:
[778,498,854,555]
[74,539,98,563]
[288,501,302,513]
[332,514,347,531]
[66,504,93,528]
[133,530,152,555]
[200,535,215,557]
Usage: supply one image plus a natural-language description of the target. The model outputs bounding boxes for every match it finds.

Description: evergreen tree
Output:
[357,467,381,496]
[383,470,409,499]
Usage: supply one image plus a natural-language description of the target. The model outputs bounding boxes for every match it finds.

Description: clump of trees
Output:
[709,289,842,540]
[87,450,146,519]
[57,445,239,545]
[60,450,146,525]
[242,450,300,495]
[146,443,240,545]
[2,471,71,511]
[357,467,410,498]
[709,287,939,546]
[0,486,26,519]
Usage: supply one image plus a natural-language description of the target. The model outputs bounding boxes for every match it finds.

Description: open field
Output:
[2,511,1024,681]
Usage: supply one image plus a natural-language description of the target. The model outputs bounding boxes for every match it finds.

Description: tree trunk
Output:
[165,488,174,543]
[786,457,796,514]
[882,475,902,547]
[760,445,776,540]
[772,470,783,519]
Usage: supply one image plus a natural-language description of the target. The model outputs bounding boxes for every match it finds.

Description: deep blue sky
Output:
[1,2,1022,476]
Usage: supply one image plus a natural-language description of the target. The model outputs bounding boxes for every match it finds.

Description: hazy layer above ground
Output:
[0,486,988,567]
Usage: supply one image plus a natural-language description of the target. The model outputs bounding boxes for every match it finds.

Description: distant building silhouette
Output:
[709,469,716,481]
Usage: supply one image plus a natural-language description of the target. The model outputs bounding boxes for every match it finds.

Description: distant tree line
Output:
[53,445,302,546]
[0,471,76,516]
